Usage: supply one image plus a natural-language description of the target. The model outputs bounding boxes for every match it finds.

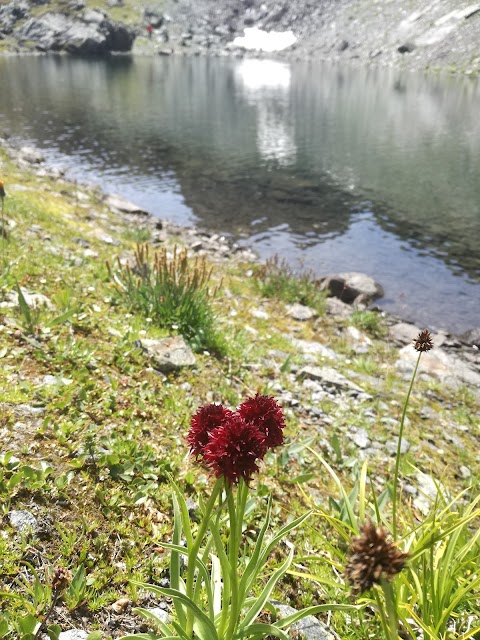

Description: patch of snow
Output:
[231,27,296,52]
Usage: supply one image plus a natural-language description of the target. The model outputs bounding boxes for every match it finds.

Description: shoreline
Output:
[2,136,479,353]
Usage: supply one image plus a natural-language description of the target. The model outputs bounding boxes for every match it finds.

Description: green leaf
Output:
[47,624,62,640]
[132,607,174,637]
[240,544,294,629]
[18,614,38,635]
[273,603,365,630]
[45,308,77,328]
[234,623,289,640]
[131,583,218,640]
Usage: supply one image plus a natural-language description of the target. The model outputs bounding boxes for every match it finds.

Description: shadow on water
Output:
[0,54,479,331]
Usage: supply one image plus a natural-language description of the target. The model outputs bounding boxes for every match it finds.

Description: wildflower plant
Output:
[297,329,480,639]
[123,395,359,640]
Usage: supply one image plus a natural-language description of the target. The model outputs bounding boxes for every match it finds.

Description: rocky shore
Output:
[1,0,480,74]
[4,138,480,395]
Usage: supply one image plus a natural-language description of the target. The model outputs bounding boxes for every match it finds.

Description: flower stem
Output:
[224,487,240,640]
[392,351,422,539]
[380,579,399,640]
[185,477,223,638]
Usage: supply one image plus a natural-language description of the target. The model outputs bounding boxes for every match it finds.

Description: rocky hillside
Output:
[1,0,479,72]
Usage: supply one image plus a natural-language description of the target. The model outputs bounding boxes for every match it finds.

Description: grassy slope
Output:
[0,150,479,637]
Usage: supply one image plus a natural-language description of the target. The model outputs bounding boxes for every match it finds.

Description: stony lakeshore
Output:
[1,134,479,638]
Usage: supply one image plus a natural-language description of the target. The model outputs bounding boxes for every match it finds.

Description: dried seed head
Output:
[0,180,5,198]
[51,566,72,591]
[345,521,410,595]
[413,329,434,353]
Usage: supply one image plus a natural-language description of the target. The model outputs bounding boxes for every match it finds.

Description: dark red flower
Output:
[203,414,267,485]
[187,403,234,459]
[238,394,285,449]
[413,329,434,353]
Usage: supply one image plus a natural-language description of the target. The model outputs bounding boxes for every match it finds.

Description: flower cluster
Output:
[413,329,434,353]
[345,521,410,595]
[187,394,285,484]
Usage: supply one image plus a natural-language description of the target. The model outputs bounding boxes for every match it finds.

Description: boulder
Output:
[319,272,384,305]
[139,336,196,373]
[15,11,135,54]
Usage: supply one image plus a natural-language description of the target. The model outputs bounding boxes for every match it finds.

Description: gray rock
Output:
[298,366,365,393]
[345,326,372,353]
[325,297,353,318]
[385,437,411,456]
[9,510,38,533]
[460,327,480,348]
[271,601,336,640]
[319,272,384,304]
[459,465,471,479]
[395,346,480,388]
[6,289,54,310]
[348,428,370,449]
[414,472,442,515]
[250,307,269,320]
[19,146,44,164]
[290,338,338,360]
[398,41,416,53]
[388,322,420,345]
[105,194,149,216]
[147,607,170,625]
[58,631,89,640]
[82,9,105,24]
[286,303,317,321]
[0,1,29,35]
[140,336,196,372]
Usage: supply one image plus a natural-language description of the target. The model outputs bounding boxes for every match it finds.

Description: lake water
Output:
[1,55,479,333]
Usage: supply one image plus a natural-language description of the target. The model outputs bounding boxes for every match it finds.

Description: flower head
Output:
[51,566,72,592]
[345,521,410,595]
[0,181,5,199]
[413,329,434,353]
[187,403,234,459]
[203,413,267,485]
[238,394,285,448]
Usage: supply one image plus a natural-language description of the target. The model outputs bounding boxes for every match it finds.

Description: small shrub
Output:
[254,256,326,313]
[108,244,225,354]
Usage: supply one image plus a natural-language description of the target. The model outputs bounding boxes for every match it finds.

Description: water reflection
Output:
[0,55,479,331]
[235,59,297,166]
